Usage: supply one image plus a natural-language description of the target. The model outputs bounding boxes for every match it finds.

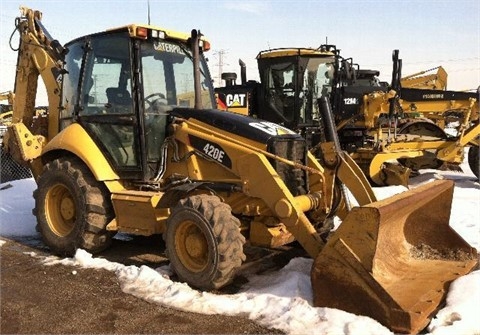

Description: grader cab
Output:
[216,46,479,186]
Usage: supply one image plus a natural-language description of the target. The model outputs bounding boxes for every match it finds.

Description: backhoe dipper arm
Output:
[10,6,67,149]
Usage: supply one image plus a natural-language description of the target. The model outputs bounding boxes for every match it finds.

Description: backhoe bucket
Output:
[311,180,478,334]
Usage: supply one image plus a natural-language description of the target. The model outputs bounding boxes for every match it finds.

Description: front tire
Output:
[165,194,245,290]
[33,157,114,256]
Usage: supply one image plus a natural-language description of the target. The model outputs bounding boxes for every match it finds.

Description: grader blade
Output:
[311,180,478,334]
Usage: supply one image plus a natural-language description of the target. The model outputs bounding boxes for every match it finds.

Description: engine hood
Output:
[170,108,302,144]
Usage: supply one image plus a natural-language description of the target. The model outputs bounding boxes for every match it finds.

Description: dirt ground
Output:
[0,235,296,334]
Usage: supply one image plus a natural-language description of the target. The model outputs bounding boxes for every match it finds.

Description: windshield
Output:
[261,55,335,126]
[141,40,214,110]
[140,39,214,164]
[301,57,335,122]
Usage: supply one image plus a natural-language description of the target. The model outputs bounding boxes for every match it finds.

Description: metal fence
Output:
[0,126,33,183]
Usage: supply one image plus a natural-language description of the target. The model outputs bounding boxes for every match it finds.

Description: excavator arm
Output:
[6,6,67,164]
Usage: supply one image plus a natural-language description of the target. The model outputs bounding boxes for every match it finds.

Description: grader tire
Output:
[165,194,246,290]
[33,157,114,256]
[468,146,479,179]
[398,121,447,171]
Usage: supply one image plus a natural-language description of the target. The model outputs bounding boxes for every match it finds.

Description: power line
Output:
[367,57,480,67]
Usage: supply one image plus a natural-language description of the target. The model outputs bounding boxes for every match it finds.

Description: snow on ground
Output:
[1,162,479,335]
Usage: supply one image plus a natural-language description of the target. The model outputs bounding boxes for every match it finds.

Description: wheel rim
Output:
[45,184,76,237]
[174,220,209,273]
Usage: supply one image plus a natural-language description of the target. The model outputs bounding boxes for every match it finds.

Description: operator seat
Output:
[106,87,132,112]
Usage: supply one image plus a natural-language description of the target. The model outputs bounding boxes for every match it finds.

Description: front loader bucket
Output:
[311,180,478,334]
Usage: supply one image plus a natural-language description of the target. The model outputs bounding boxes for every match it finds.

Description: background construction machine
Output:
[0,91,14,128]
[1,90,32,182]
[216,46,479,185]
[0,91,14,137]
[4,6,477,334]
[400,66,448,90]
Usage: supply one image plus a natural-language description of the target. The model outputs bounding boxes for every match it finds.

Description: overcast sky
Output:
[1,0,479,105]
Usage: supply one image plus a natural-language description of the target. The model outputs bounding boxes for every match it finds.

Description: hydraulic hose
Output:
[318,96,352,211]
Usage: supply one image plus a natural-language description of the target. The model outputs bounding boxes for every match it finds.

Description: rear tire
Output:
[33,157,114,256]
[165,194,245,290]
[468,146,479,179]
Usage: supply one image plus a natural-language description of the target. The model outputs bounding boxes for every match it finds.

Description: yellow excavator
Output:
[5,6,478,334]
[216,47,479,186]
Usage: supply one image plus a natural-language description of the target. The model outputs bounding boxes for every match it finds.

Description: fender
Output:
[42,123,119,181]
[156,182,213,208]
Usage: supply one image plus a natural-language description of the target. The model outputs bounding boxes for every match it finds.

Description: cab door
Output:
[65,32,142,178]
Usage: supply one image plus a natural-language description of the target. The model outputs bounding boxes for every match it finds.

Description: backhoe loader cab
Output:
[60,26,215,180]
[7,7,478,334]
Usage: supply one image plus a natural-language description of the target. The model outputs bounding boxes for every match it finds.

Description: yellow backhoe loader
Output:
[5,6,478,334]
[216,47,479,186]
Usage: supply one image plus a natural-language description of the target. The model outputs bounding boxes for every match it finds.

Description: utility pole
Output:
[213,49,228,85]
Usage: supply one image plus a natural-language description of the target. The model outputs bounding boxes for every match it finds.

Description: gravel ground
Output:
[1,237,287,334]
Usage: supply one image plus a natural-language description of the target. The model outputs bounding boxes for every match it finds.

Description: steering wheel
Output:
[145,92,171,117]
[144,92,167,108]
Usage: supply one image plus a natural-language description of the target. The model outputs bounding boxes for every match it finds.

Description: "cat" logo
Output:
[225,93,247,107]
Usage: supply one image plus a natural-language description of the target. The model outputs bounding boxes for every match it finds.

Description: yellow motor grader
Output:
[5,6,477,334]
[400,66,448,90]
[216,47,479,185]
